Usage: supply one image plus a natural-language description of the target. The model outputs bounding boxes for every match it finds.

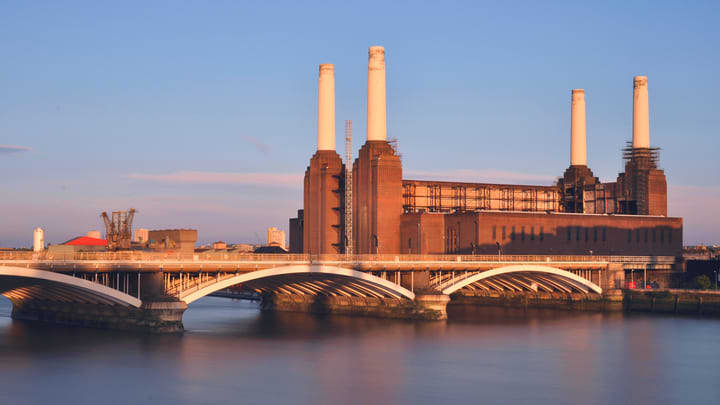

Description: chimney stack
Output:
[570,89,587,166]
[632,75,650,149]
[367,46,387,142]
[317,64,335,151]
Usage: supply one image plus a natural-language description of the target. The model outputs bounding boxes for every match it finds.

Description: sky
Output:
[1,1,719,247]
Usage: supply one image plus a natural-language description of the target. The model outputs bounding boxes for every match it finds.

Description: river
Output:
[0,297,718,404]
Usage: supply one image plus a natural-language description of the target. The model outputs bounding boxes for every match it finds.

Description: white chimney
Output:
[632,75,650,149]
[33,227,44,252]
[317,64,335,151]
[571,89,587,166]
[367,46,387,142]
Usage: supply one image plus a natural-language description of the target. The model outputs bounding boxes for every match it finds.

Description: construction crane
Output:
[101,208,136,251]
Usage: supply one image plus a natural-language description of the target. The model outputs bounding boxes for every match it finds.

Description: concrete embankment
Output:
[260,293,448,320]
[624,289,720,316]
[448,289,624,312]
[11,300,187,333]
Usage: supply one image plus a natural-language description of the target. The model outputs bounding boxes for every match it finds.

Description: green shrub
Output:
[693,275,712,290]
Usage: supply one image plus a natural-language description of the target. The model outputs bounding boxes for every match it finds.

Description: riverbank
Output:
[448,289,720,317]
[624,289,720,316]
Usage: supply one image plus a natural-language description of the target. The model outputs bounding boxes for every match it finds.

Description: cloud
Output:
[404,169,556,185]
[127,171,303,188]
[243,136,271,155]
[0,145,31,154]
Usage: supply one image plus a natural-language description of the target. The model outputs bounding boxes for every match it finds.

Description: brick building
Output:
[292,48,681,257]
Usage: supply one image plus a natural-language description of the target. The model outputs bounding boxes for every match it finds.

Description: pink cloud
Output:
[0,145,31,154]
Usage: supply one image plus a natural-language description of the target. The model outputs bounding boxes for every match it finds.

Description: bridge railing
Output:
[0,250,677,264]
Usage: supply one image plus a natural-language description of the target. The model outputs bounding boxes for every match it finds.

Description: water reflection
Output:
[0,297,719,404]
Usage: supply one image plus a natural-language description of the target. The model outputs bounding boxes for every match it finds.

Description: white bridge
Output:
[0,252,676,330]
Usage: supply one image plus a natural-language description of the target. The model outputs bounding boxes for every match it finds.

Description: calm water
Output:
[0,297,719,405]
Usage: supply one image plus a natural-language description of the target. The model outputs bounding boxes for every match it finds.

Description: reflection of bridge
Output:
[0,251,675,331]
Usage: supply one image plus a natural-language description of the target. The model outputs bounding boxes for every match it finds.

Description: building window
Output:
[669,229,672,243]
[576,227,581,242]
[502,226,506,240]
[652,229,656,243]
[511,226,515,241]
[602,227,606,242]
[492,226,497,240]
[593,227,598,242]
[660,228,664,243]
[585,227,589,242]
[567,228,571,241]
[521,226,525,241]
[539,226,544,241]
[628,229,632,243]
[636,229,640,243]
[530,226,535,241]
[644,229,648,243]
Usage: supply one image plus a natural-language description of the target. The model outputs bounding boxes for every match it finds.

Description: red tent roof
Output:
[63,236,108,246]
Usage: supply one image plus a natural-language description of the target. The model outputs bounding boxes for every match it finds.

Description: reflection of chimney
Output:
[633,75,650,149]
[317,64,335,151]
[367,46,386,142]
[570,89,587,166]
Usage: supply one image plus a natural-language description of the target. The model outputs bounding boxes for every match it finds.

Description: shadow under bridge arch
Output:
[440,265,603,295]
[0,266,142,307]
[181,265,416,304]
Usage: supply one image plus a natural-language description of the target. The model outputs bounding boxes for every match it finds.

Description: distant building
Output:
[267,227,286,250]
[148,229,197,252]
[254,245,287,254]
[87,230,101,239]
[228,244,255,253]
[289,210,303,253]
[134,228,149,244]
[212,241,227,250]
[48,235,107,253]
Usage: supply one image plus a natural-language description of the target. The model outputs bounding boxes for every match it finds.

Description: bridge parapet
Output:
[0,251,677,267]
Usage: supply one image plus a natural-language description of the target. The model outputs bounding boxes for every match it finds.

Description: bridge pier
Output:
[413,293,451,320]
[10,300,187,333]
[260,293,450,321]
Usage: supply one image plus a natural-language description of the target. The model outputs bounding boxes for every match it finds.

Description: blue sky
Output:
[1,1,719,247]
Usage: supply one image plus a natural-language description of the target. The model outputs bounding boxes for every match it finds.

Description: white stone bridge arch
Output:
[178,264,416,304]
[437,264,603,295]
[0,266,142,307]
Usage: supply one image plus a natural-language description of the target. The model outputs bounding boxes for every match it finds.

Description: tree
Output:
[693,274,712,290]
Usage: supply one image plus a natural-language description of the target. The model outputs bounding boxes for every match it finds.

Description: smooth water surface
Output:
[0,297,718,404]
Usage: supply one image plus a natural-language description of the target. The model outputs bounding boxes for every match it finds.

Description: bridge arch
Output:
[440,265,603,295]
[181,265,416,304]
[0,266,142,307]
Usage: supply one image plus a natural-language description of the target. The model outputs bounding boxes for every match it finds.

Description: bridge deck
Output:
[0,252,676,273]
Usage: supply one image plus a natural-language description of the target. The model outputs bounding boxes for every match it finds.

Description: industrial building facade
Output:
[291,47,682,257]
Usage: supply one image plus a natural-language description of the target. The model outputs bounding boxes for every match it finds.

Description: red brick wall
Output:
[401,213,445,254]
[303,151,343,254]
[353,141,402,254]
[648,170,668,216]
[400,211,682,256]
[443,211,682,256]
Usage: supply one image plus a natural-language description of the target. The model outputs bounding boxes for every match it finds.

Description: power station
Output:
[292,46,681,257]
